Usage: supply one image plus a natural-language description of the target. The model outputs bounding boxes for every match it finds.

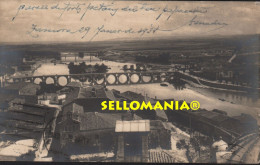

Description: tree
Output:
[97,63,108,73]
[68,62,75,74]
[78,52,84,58]
[136,65,141,72]
[123,65,128,70]
[79,62,87,73]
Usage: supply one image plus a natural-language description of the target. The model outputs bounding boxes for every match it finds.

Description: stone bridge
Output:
[11,71,177,86]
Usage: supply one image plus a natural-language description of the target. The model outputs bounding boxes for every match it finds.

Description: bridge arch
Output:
[45,77,55,84]
[106,74,117,85]
[33,77,43,84]
[141,73,152,83]
[85,76,94,85]
[10,71,177,86]
[94,74,106,85]
[57,76,69,86]
[152,73,161,83]
[160,73,167,82]
[118,73,129,84]
[130,73,140,84]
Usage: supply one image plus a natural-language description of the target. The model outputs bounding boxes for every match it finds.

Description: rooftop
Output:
[79,112,131,131]
[192,109,229,124]
[115,120,150,132]
[118,91,146,102]
[4,82,40,91]
[63,86,117,106]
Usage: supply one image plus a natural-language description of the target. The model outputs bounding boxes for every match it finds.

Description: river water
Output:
[33,56,260,121]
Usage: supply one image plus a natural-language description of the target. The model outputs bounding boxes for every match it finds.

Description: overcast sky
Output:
[0,0,259,43]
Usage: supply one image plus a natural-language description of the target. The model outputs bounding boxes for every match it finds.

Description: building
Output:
[52,86,173,158]
[53,86,134,155]
[62,85,118,113]
[148,120,172,150]
[211,138,231,163]
[55,109,133,155]
[115,120,150,162]
[54,87,172,158]
[0,82,40,111]
[114,91,168,121]
[0,101,57,141]
[37,92,66,105]
[9,95,38,107]
[165,107,258,143]
[2,82,40,96]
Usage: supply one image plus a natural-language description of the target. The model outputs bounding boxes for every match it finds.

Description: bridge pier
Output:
[0,76,5,88]
[9,71,176,87]
[42,77,47,84]
[67,76,71,84]
[53,76,58,86]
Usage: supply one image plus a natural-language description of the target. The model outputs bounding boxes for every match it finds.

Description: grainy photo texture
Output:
[0,0,259,163]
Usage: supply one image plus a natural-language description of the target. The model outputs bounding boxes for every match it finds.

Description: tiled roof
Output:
[192,109,229,124]
[104,90,117,101]
[77,86,112,99]
[4,82,39,90]
[0,111,44,124]
[149,149,175,163]
[62,88,80,105]
[72,103,84,114]
[63,103,84,114]
[119,91,145,102]
[233,113,256,123]
[66,82,82,88]
[79,112,128,131]
[9,95,38,105]
[144,97,167,120]
[63,86,116,106]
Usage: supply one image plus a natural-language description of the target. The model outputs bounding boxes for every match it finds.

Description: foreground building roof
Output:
[115,120,150,132]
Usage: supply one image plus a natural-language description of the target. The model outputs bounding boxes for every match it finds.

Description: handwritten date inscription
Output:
[11,1,229,41]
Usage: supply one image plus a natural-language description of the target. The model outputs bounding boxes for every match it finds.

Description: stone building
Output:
[2,82,40,96]
[55,108,133,155]
[115,120,150,162]
[53,86,172,158]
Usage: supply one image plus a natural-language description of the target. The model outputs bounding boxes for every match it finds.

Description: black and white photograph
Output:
[0,0,259,163]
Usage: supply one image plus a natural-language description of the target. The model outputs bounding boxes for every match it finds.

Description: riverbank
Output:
[178,71,260,94]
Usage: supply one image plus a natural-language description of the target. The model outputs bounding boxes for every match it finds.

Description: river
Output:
[33,55,260,122]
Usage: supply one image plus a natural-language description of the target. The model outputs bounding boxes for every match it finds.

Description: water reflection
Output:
[107,84,260,118]
[187,85,259,108]
[33,55,260,115]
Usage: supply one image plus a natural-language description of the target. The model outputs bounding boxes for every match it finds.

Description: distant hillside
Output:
[0,34,259,56]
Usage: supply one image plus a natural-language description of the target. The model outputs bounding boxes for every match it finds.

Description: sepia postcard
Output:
[0,0,259,163]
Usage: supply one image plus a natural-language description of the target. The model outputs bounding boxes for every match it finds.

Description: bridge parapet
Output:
[11,71,176,86]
